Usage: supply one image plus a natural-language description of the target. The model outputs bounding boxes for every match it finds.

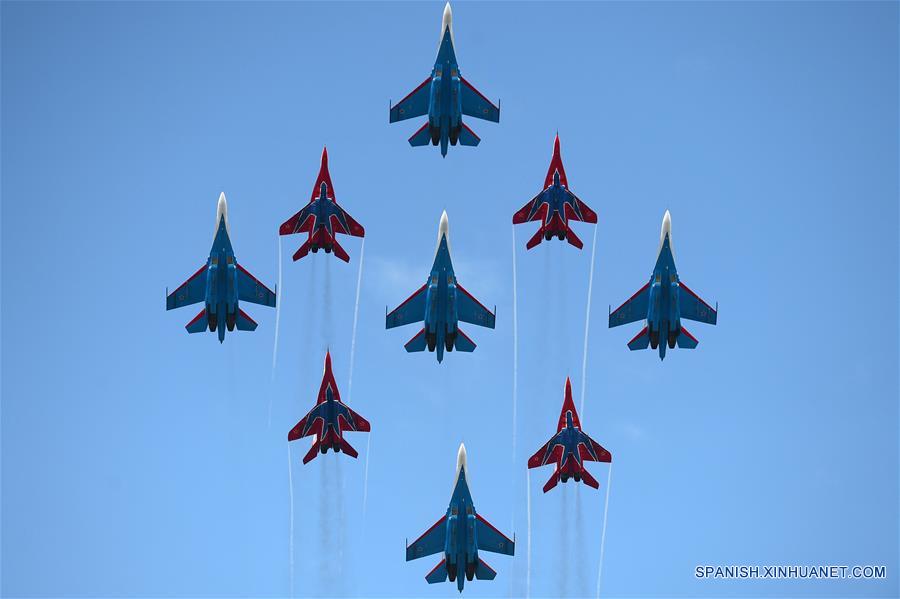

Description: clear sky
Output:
[2,1,897,597]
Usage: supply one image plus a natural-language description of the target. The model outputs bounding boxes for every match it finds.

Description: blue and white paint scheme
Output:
[386,211,496,363]
[406,444,515,593]
[166,193,276,343]
[389,3,500,157]
[609,210,717,359]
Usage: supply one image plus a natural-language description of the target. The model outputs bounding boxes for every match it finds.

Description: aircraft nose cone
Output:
[442,2,452,29]
[216,192,229,233]
[455,442,468,480]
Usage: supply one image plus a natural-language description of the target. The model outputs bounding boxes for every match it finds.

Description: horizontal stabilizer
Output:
[579,467,600,489]
[542,470,559,493]
[405,328,428,352]
[425,559,448,584]
[302,438,321,464]
[338,436,359,459]
[292,238,312,262]
[475,558,497,580]
[408,122,432,147]
[186,309,208,334]
[454,329,477,352]
[458,123,480,147]
[566,225,584,249]
[525,227,545,250]
[235,309,257,331]
[627,327,650,350]
[677,327,699,349]
[331,238,350,263]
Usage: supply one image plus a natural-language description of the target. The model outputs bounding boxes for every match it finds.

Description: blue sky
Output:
[2,1,897,597]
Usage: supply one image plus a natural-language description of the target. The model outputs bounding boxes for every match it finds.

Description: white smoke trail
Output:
[596,464,613,599]
[287,444,295,598]
[526,468,532,599]
[269,236,283,428]
[347,238,365,401]
[510,226,519,599]
[362,432,373,517]
[580,224,599,417]
[560,484,569,597]
[576,486,587,596]
[511,226,519,467]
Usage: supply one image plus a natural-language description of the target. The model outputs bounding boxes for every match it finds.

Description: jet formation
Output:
[528,378,612,493]
[609,210,718,359]
[406,444,515,592]
[386,211,496,362]
[279,147,365,263]
[288,351,370,464]
[389,2,500,157]
[166,193,276,343]
[163,2,722,593]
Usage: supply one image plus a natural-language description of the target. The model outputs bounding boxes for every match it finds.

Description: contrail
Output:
[580,224,599,417]
[269,236,283,427]
[323,256,333,349]
[511,226,519,467]
[526,468,532,599]
[287,444,295,598]
[596,464,613,599]
[560,484,569,597]
[362,432,373,517]
[335,454,347,594]
[510,226,519,599]
[347,238,365,401]
[576,487,587,596]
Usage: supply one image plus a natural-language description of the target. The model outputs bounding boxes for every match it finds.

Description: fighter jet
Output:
[288,351,370,464]
[386,211,496,363]
[279,147,365,263]
[389,2,500,157]
[406,443,515,592]
[528,378,611,493]
[609,210,718,360]
[512,135,597,249]
[166,193,276,343]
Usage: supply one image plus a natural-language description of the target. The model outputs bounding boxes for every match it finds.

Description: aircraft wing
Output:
[167,264,207,310]
[390,78,431,123]
[237,264,276,307]
[512,192,548,224]
[562,190,598,224]
[406,516,447,561]
[460,76,499,122]
[336,403,371,433]
[475,514,515,555]
[456,284,496,328]
[609,282,650,328]
[678,282,717,325]
[330,206,366,238]
[386,284,428,329]
[527,435,564,469]
[287,403,326,441]
[577,431,612,463]
[279,204,314,236]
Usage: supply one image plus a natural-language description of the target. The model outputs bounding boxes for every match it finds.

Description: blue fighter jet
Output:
[166,193,276,343]
[389,3,500,157]
[386,211,496,363]
[609,210,718,359]
[406,444,515,592]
